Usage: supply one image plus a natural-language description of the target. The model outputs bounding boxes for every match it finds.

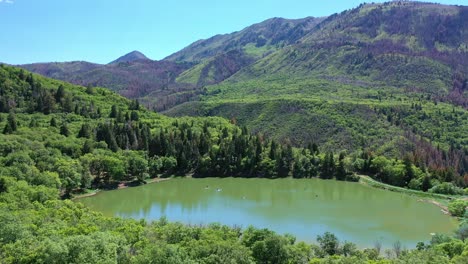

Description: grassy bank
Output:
[358,175,468,215]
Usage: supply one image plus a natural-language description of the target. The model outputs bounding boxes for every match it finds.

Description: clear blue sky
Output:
[0,0,465,64]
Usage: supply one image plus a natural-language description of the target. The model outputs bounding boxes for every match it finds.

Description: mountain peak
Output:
[109,51,150,64]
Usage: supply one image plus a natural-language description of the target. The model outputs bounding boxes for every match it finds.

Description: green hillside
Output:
[166,2,468,189]
[1,64,468,263]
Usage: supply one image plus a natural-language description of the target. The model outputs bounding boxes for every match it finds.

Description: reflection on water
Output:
[80,178,458,248]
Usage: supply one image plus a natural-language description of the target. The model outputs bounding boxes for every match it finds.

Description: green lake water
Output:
[79,178,458,248]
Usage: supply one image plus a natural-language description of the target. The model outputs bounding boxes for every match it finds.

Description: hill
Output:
[166,1,468,185]
[18,17,324,111]
[20,59,197,111]
[109,50,150,64]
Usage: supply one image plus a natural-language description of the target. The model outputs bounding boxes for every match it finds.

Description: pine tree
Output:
[82,140,94,154]
[335,152,347,181]
[50,117,57,127]
[109,105,118,118]
[78,123,92,138]
[130,111,139,121]
[55,85,65,102]
[421,176,431,192]
[403,155,414,185]
[60,123,70,137]
[3,111,17,134]
[85,85,95,95]
[269,140,277,160]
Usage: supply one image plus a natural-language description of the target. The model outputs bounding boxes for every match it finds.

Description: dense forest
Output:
[1,64,468,263]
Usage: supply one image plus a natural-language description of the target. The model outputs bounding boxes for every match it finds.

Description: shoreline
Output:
[357,175,460,216]
[72,177,172,200]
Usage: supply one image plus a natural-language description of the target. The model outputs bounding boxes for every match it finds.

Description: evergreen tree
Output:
[78,123,93,138]
[109,105,118,118]
[41,90,56,114]
[82,140,94,154]
[269,141,277,160]
[50,117,57,127]
[0,177,6,193]
[130,111,139,121]
[421,176,432,192]
[55,85,65,102]
[62,96,74,113]
[3,111,17,134]
[335,152,347,181]
[403,155,415,185]
[60,123,70,137]
[85,85,95,95]
[129,99,140,110]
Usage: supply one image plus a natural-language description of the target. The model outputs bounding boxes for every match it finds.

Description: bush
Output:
[448,200,468,217]
[429,182,464,195]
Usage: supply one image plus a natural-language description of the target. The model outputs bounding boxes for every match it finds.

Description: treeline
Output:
[1,65,466,197]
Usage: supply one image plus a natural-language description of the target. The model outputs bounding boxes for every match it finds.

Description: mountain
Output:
[164,16,323,62]
[20,59,196,111]
[109,50,150,64]
[18,17,324,111]
[166,1,468,181]
[16,1,468,182]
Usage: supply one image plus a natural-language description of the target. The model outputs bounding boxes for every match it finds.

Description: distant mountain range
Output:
[20,2,468,111]
[17,2,468,179]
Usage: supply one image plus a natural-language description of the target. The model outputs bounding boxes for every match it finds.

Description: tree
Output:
[109,105,118,118]
[129,99,140,110]
[393,241,402,258]
[317,232,339,255]
[55,158,83,194]
[60,123,70,137]
[62,95,74,113]
[50,117,57,127]
[86,85,95,95]
[78,123,93,138]
[421,176,431,192]
[128,154,149,182]
[335,152,347,181]
[82,140,94,154]
[55,85,65,102]
[3,111,17,134]
[455,224,468,242]
[403,155,414,185]
[41,89,56,114]
[0,177,7,193]
[130,111,139,121]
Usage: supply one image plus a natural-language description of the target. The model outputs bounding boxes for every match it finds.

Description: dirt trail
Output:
[418,199,450,215]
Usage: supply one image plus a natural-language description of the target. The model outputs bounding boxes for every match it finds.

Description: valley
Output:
[1,0,468,263]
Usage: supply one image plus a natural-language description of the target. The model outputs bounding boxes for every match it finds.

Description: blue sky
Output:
[0,0,465,64]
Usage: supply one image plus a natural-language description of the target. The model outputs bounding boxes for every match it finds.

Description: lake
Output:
[79,178,458,248]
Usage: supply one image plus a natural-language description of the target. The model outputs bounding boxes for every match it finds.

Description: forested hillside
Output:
[2,63,468,263]
[166,1,468,190]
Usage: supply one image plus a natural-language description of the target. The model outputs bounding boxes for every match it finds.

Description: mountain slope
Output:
[166,1,468,182]
[19,17,324,111]
[164,17,323,62]
[20,59,196,111]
